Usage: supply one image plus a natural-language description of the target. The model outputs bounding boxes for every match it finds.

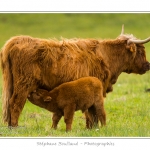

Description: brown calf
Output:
[28,77,106,131]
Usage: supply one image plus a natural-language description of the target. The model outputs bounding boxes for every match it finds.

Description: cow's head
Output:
[117,25,150,75]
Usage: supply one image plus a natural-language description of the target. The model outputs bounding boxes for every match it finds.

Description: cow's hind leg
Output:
[9,80,37,127]
[9,91,29,127]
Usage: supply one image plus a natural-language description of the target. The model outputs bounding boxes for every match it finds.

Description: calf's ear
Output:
[44,96,52,102]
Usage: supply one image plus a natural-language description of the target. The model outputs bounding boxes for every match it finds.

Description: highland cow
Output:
[28,77,106,131]
[1,25,150,127]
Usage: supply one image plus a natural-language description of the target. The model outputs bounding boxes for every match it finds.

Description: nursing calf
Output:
[28,77,106,131]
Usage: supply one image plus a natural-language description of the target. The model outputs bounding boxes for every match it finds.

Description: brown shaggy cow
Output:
[0,25,150,127]
[28,77,106,131]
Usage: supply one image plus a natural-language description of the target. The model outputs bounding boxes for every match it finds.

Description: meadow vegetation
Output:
[0,13,150,137]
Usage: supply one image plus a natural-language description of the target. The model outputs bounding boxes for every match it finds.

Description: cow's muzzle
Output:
[137,62,150,75]
[142,62,150,73]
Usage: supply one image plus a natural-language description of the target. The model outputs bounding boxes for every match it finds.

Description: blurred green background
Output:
[0,13,150,45]
[1,13,150,59]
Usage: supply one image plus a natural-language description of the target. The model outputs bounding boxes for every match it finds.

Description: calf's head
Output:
[29,89,52,102]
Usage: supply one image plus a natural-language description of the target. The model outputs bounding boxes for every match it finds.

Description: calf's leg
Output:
[63,104,76,132]
[85,106,99,129]
[94,100,106,126]
[51,111,63,129]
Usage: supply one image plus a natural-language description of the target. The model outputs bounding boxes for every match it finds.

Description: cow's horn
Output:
[128,37,150,45]
[121,24,124,35]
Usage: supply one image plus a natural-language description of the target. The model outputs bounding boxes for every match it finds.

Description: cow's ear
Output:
[44,96,52,102]
[126,43,136,53]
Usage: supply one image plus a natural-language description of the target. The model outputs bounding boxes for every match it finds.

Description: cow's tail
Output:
[0,46,13,124]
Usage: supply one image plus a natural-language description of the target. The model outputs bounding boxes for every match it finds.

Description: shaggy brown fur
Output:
[0,34,149,127]
[28,77,106,131]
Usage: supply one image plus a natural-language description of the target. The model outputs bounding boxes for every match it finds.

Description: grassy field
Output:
[0,13,150,137]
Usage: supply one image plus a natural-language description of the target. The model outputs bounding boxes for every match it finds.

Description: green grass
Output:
[0,13,150,137]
